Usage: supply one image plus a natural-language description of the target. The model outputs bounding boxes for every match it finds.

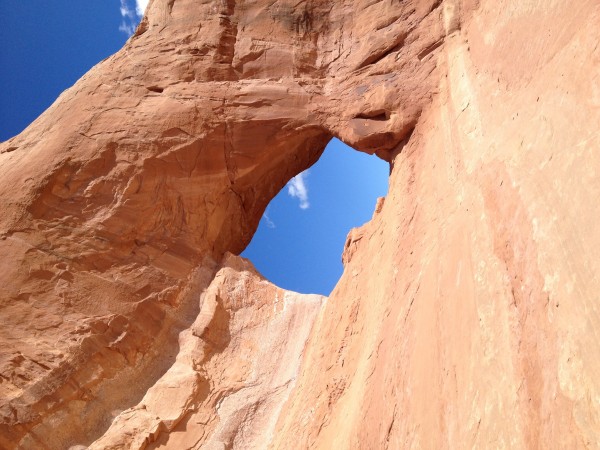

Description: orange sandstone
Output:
[0,0,599,448]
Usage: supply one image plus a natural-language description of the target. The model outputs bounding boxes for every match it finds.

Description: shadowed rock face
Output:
[1,0,600,448]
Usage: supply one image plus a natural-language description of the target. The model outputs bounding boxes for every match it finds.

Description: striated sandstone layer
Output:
[1,0,600,448]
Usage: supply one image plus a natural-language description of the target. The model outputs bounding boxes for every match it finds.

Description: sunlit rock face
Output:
[1,0,599,448]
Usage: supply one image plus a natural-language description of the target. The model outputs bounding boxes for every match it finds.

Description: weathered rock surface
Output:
[89,253,324,449]
[272,2,600,448]
[1,0,599,448]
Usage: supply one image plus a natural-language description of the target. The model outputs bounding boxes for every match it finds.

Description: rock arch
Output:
[1,0,600,448]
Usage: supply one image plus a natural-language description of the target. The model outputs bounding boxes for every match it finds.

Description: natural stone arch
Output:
[2,0,597,448]
[0,1,443,446]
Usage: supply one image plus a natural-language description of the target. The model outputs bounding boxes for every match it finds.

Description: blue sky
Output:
[0,1,389,296]
[0,1,142,140]
[243,140,388,295]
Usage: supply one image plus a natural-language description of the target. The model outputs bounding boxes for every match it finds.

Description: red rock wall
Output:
[272,1,600,447]
[1,0,599,448]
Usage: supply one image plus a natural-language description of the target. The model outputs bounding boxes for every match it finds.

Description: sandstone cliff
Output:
[1,0,599,448]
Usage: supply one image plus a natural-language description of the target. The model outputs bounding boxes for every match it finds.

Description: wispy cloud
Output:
[262,209,276,229]
[135,0,149,16]
[287,171,310,210]
[119,0,148,36]
[119,22,137,36]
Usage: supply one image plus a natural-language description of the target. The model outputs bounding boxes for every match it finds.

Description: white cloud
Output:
[287,171,310,210]
[262,210,276,229]
[119,0,148,36]
[119,0,136,19]
[135,0,149,17]
[119,22,137,36]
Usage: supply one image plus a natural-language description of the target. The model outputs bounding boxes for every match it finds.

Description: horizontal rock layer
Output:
[1,0,599,448]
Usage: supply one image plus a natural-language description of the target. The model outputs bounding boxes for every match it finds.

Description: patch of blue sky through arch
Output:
[242,138,389,296]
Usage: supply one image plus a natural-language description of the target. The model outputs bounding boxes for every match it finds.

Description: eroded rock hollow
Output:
[1,0,599,448]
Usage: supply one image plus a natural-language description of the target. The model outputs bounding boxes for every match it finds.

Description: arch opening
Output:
[241,138,389,296]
